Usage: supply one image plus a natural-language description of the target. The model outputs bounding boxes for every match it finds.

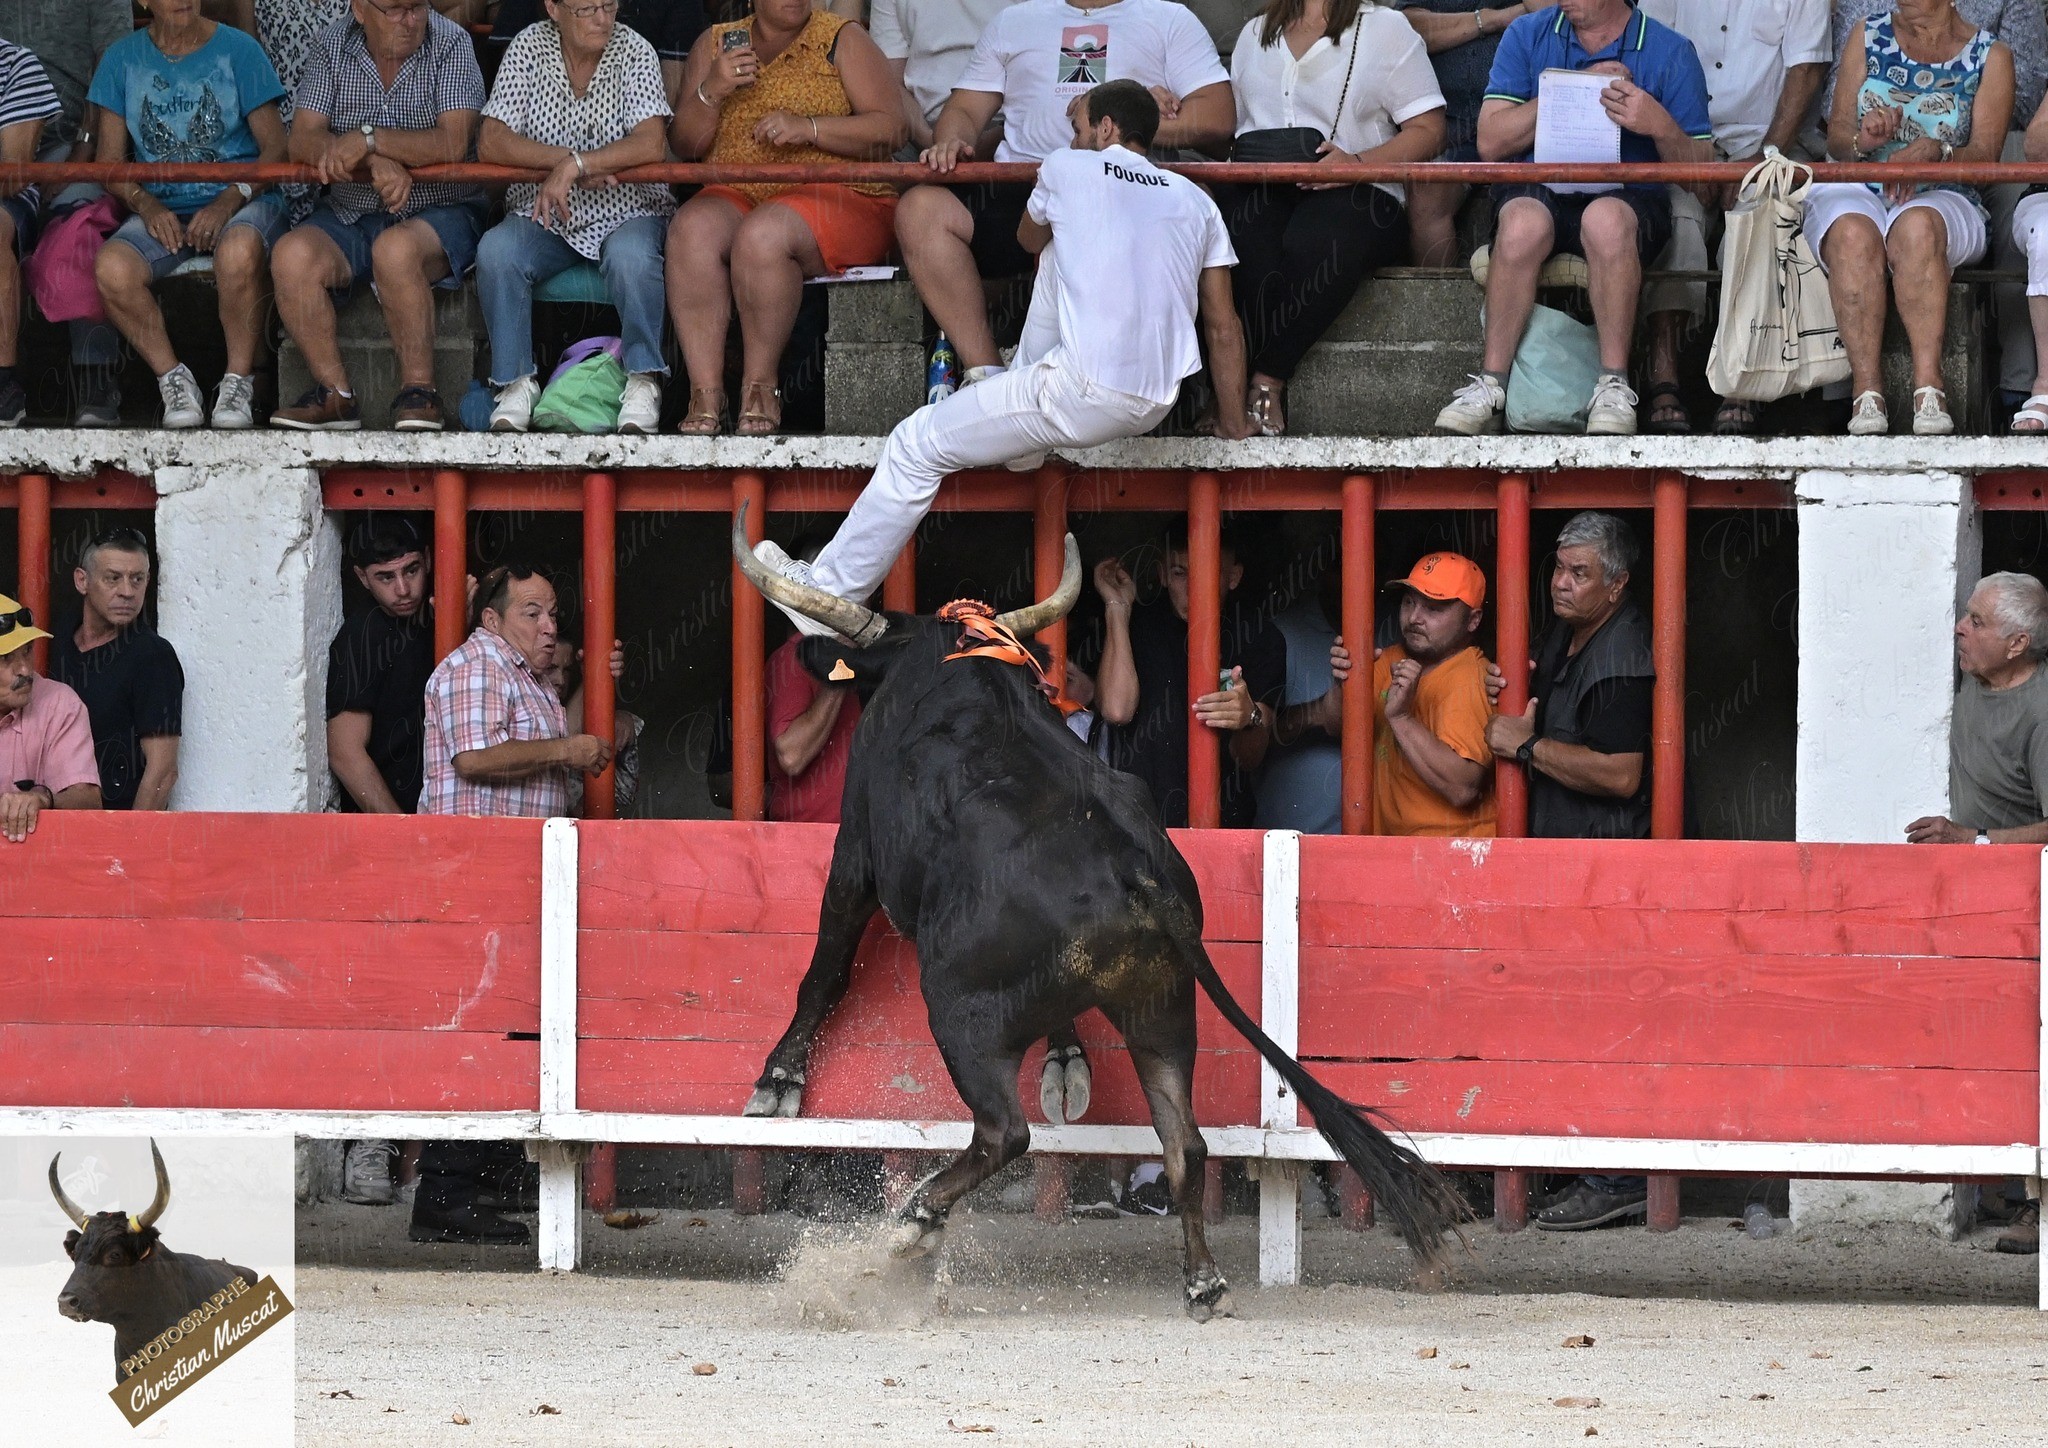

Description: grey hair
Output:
[1554,511,1639,584]
[1976,571,2048,659]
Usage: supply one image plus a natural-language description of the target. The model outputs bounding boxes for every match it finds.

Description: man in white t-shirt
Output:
[869,0,1024,149]
[757,80,1251,624]
[899,0,1235,383]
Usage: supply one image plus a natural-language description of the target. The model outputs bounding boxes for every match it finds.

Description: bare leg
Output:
[896,185,1000,371]
[1885,206,1953,392]
[666,196,745,397]
[371,219,452,391]
[271,226,356,392]
[94,240,178,377]
[0,210,19,367]
[730,201,828,398]
[1479,198,1554,375]
[2023,294,2048,427]
[211,223,271,377]
[1407,180,1468,270]
[1820,215,1888,396]
[1579,196,1642,374]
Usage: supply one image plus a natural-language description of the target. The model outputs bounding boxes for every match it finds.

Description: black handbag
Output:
[1231,25,1360,166]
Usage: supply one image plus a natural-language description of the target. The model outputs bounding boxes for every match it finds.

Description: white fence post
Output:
[538,818,581,1272]
[1258,830,1303,1288]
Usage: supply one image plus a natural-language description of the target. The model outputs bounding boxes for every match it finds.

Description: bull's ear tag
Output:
[829,659,856,681]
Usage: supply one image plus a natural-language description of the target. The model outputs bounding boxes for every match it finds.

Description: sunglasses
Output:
[0,604,34,634]
[90,526,151,553]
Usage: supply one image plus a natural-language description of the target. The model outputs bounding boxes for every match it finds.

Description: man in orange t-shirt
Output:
[1370,552,1496,837]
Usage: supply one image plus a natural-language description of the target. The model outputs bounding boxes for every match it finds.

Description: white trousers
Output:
[810,348,1170,603]
[1803,184,1989,271]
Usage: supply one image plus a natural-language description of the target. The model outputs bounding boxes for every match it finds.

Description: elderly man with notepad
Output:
[1434,0,1713,436]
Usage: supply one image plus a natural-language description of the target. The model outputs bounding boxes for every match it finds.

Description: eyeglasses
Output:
[365,0,433,21]
[0,604,34,634]
[556,1,621,17]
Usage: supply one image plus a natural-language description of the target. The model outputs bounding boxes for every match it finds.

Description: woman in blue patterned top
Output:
[1805,0,2013,436]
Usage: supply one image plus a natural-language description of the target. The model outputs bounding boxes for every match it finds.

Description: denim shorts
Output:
[294,199,491,294]
[1490,181,1674,265]
[0,194,34,255]
[106,190,291,279]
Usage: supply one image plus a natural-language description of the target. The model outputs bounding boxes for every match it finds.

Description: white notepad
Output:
[1534,68,1622,193]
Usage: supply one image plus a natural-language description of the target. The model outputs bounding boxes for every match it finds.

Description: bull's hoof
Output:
[1185,1273,1233,1322]
[1038,1047,1090,1125]
[1037,1058,1067,1126]
[888,1220,944,1260]
[742,1067,805,1119]
[741,1086,781,1118]
[1061,1053,1091,1122]
[773,1086,804,1118]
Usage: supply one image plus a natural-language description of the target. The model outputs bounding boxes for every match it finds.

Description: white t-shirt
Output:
[1024,145,1238,404]
[1637,0,1831,159]
[957,0,1232,163]
[1230,9,1444,200]
[870,0,1024,124]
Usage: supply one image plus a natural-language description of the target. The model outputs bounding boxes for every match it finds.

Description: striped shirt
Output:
[420,627,572,819]
[293,10,486,224]
[0,39,62,210]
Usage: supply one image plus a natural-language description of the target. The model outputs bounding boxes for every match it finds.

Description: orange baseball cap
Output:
[1386,552,1486,609]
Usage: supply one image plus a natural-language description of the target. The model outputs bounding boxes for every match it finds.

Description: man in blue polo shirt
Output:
[1434,0,1712,437]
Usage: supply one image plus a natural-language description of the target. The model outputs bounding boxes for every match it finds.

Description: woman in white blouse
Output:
[1226,0,1446,434]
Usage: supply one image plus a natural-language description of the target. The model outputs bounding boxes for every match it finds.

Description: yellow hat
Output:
[0,593,51,657]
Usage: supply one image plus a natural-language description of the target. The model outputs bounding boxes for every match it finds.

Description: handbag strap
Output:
[1332,22,1360,146]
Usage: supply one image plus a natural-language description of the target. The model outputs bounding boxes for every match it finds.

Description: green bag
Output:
[531,337,627,434]
[1504,303,1602,434]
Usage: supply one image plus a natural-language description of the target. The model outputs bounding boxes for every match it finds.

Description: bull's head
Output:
[52,1140,172,1325]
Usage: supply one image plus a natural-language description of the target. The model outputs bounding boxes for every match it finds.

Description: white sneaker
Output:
[618,373,661,435]
[1911,385,1953,436]
[1847,389,1889,436]
[212,372,254,430]
[753,540,838,638]
[1434,373,1506,435]
[1006,450,1048,472]
[157,363,205,429]
[340,1140,396,1206]
[1585,374,1639,436]
[490,375,540,433]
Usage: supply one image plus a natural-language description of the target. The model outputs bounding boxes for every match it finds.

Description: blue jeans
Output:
[476,213,667,385]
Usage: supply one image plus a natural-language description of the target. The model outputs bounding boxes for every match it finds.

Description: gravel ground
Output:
[296,1199,2048,1445]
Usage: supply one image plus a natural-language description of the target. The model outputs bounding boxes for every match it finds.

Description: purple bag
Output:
[546,336,625,387]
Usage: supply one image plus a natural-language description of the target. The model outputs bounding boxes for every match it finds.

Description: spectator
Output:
[327,517,434,815]
[1637,0,1831,435]
[0,39,59,428]
[50,528,183,814]
[1397,1,1529,267]
[665,0,906,435]
[477,1,674,435]
[767,541,863,822]
[1369,552,1496,835]
[1433,0,1714,438]
[1093,523,1286,829]
[2006,87,2048,432]
[1828,1,2047,121]
[493,0,708,106]
[0,595,101,843]
[88,0,288,431]
[898,0,1232,389]
[414,562,612,1245]
[1485,510,1654,1229]
[868,0,1019,150]
[1806,0,2013,435]
[1224,0,1446,435]
[0,0,133,426]
[1255,579,1342,835]
[269,0,489,433]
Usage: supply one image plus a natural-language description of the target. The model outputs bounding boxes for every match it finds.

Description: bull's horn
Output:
[133,1140,170,1230]
[993,534,1082,638]
[729,505,887,646]
[48,1153,88,1230]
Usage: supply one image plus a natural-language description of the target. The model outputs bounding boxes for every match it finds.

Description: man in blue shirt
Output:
[1434,0,1712,437]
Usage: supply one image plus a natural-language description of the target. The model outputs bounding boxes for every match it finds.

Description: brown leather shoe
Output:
[392,384,446,432]
[271,384,362,431]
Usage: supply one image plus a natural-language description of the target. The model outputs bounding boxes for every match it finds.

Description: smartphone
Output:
[1219,670,1236,692]
[720,27,750,52]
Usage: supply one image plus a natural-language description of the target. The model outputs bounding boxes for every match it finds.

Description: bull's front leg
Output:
[744,867,877,1119]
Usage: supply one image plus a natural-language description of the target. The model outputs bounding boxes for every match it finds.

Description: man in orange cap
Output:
[0,593,102,842]
[1371,551,1496,837]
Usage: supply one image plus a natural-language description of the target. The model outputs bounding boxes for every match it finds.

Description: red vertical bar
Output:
[1646,1174,1681,1231]
[17,473,48,674]
[1335,1165,1374,1231]
[1202,1157,1225,1224]
[1650,471,1687,840]
[1339,474,1375,835]
[731,472,767,822]
[731,1149,766,1215]
[883,541,917,613]
[584,1145,617,1213]
[1494,1167,1529,1233]
[1186,472,1222,829]
[1494,472,1531,837]
[432,469,466,663]
[581,472,617,820]
[1033,463,1070,679]
[1033,1155,1070,1222]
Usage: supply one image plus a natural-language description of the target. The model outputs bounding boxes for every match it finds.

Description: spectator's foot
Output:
[752,540,838,639]
[157,363,205,430]
[1712,397,1763,435]
[1434,373,1506,435]
[1121,1165,1173,1217]
[1996,1200,2039,1255]
[1005,449,1048,472]
[212,372,255,430]
[488,376,538,433]
[340,1140,396,1206]
[272,384,363,431]
[72,368,122,428]
[1911,385,1953,436]
[1585,374,1639,436]
[407,1202,530,1246]
[1247,378,1286,437]
[1643,381,1690,434]
[618,373,662,435]
[2009,395,2048,433]
[676,387,726,436]
[736,380,782,436]
[1846,389,1888,436]
[393,385,447,432]
[0,376,25,429]
[1533,1182,1648,1231]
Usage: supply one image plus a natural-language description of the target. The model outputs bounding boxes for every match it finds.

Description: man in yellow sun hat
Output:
[0,593,101,842]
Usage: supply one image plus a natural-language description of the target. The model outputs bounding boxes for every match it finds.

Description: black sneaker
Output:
[72,366,121,427]
[1122,1176,1173,1216]
[0,378,24,428]
[408,1202,530,1245]
[1534,1181,1649,1231]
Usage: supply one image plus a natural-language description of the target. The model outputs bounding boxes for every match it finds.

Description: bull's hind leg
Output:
[891,1043,1031,1258]
[1037,1018,1092,1124]
[745,856,876,1118]
[1116,1000,1231,1320]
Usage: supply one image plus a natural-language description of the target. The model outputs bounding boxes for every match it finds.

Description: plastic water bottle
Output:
[927,332,959,405]
[1742,1201,1775,1239]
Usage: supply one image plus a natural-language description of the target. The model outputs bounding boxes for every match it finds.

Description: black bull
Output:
[734,516,1466,1315]
[51,1141,257,1380]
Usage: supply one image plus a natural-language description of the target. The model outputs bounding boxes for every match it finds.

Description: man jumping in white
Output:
[758,79,1250,628]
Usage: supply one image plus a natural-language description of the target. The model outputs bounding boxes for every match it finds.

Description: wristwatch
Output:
[234,181,254,200]
[1241,702,1268,732]
[1515,737,1537,767]
[360,121,377,154]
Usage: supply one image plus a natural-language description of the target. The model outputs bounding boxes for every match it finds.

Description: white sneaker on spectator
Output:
[753,540,838,638]
[618,373,662,435]
[212,372,255,430]
[1434,373,1506,435]
[1911,385,1953,435]
[157,363,205,429]
[490,376,540,433]
[1847,389,1889,435]
[341,1139,396,1206]
[1585,374,1639,435]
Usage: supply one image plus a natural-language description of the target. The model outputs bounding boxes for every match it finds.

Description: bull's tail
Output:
[1186,945,1469,1270]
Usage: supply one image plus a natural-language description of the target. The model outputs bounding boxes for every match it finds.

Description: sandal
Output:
[1247,379,1286,437]
[1712,397,1763,435]
[1911,384,1953,436]
[735,380,782,437]
[676,387,726,436]
[2012,394,2048,433]
[1644,380,1691,434]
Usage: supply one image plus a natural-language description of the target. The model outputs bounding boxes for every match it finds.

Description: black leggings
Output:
[1219,182,1411,382]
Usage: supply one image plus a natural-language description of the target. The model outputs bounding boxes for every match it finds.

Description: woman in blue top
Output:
[1805,0,2013,436]
[89,0,288,432]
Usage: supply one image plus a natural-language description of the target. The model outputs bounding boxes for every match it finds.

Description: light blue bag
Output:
[1505,304,1603,434]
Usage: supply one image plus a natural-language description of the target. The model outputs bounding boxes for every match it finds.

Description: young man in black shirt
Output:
[328,518,436,815]
[50,527,183,811]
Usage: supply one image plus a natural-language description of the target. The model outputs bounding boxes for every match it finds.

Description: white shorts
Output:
[1803,184,1988,271]
[2011,191,2048,296]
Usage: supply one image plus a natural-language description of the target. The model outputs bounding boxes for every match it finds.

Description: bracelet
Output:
[571,150,587,176]
[810,116,820,144]
[695,81,713,108]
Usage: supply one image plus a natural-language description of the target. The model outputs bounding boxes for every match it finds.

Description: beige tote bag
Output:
[1706,151,1851,402]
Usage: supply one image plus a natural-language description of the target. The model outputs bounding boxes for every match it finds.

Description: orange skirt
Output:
[695,184,897,275]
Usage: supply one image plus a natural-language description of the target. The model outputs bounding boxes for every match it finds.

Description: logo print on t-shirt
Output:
[1057,23,1108,94]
